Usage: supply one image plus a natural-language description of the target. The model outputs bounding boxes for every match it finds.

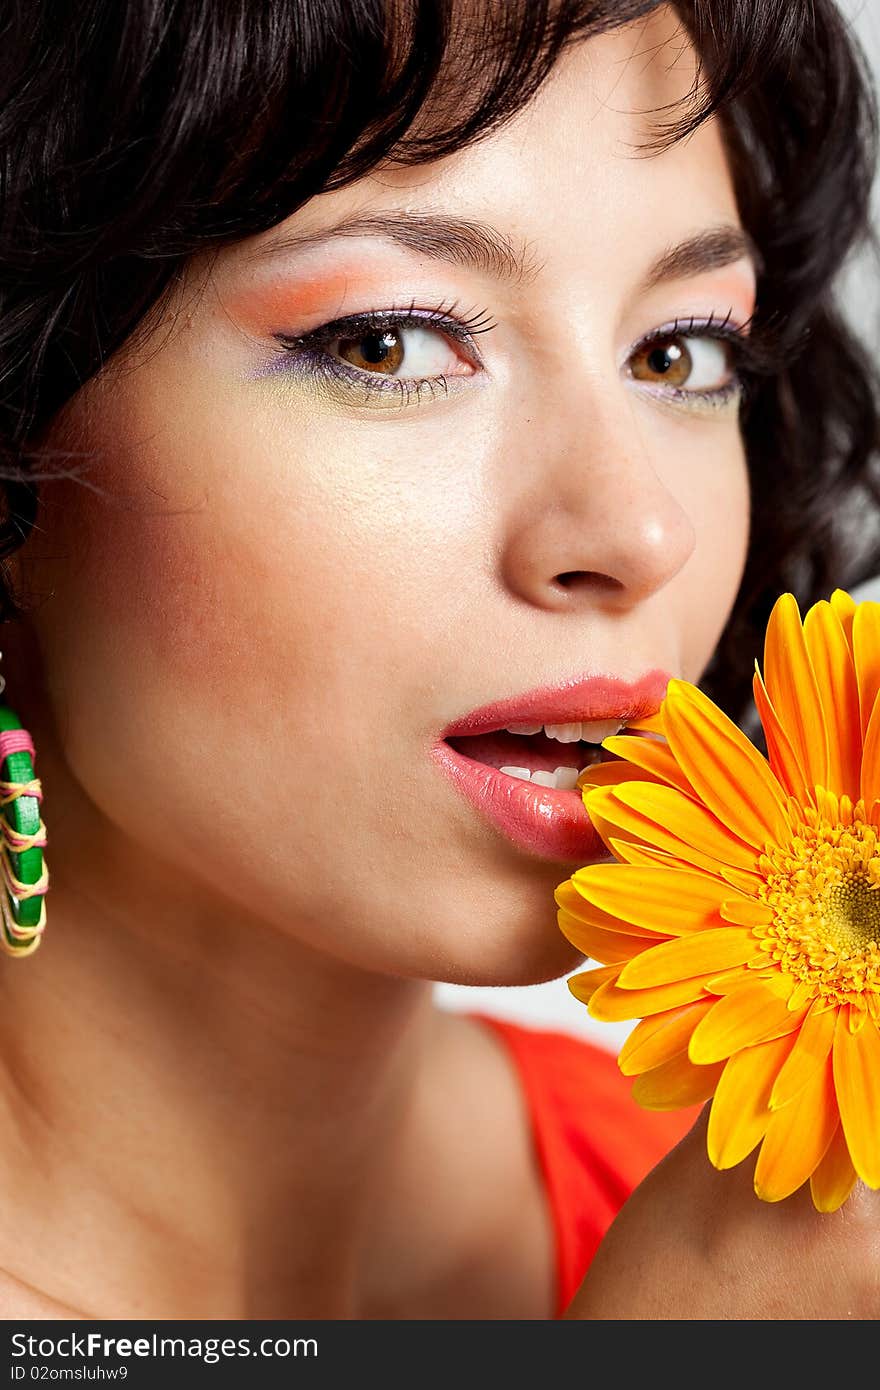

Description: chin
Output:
[393,848,589,986]
[426,916,587,989]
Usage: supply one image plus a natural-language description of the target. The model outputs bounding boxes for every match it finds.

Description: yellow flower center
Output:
[755,790,880,1011]
[823,876,880,953]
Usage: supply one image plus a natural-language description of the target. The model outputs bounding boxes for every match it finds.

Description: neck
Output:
[0,668,437,1318]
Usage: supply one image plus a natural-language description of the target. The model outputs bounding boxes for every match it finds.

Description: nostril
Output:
[554,571,622,592]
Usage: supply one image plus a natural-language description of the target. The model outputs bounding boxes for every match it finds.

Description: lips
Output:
[442,669,672,738]
[431,668,672,863]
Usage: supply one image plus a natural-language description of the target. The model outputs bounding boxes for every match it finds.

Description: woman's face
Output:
[23,10,754,984]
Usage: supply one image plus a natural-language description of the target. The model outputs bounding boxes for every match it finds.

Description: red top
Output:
[472,1012,699,1317]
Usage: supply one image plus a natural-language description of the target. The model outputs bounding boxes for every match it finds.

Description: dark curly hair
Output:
[1,0,878,741]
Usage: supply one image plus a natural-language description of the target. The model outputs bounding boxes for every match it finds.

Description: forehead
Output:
[371,2,704,169]
[230,6,735,268]
[176,3,750,344]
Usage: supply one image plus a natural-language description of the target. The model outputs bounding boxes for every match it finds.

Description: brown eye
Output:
[326,321,474,382]
[629,333,734,392]
[631,335,691,386]
[337,329,405,376]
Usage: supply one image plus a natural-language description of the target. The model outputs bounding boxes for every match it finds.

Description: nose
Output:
[499,393,697,612]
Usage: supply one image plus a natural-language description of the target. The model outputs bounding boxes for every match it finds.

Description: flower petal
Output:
[555,879,662,937]
[763,592,829,790]
[606,849,766,914]
[752,664,812,806]
[569,863,729,937]
[754,1052,838,1201]
[803,599,862,803]
[623,710,666,734]
[577,760,668,790]
[618,998,714,1076]
[554,878,592,915]
[567,965,620,1007]
[830,587,857,657]
[557,909,662,964]
[810,1121,858,1213]
[585,781,761,874]
[860,694,880,809]
[718,862,769,896]
[598,733,695,795]
[631,1051,724,1110]
[719,896,774,928]
[707,1032,796,1168]
[582,785,685,860]
[608,840,763,894]
[617,928,759,990]
[588,972,709,1022]
[769,1001,836,1108]
[606,836,700,873]
[703,964,756,996]
[832,1009,880,1187]
[708,968,794,1000]
[661,678,792,851]
[688,983,807,1064]
[852,599,880,740]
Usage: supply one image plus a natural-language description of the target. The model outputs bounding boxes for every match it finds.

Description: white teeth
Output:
[503,718,626,743]
[542,719,624,744]
[543,722,583,743]
[553,766,581,790]
[580,718,625,743]
[499,765,583,790]
[530,771,557,787]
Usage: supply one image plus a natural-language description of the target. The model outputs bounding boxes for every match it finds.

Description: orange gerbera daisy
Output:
[556,588,880,1212]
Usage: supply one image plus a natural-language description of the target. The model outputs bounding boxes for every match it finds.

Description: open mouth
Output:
[431,669,670,863]
[444,720,624,791]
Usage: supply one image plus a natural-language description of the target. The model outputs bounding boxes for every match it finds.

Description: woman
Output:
[0,0,877,1319]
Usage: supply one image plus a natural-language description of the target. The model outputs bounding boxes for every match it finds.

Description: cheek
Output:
[34,367,480,781]
[39,468,299,713]
[93,505,308,700]
[47,389,397,706]
[28,387,551,978]
[684,438,751,679]
[25,400,439,939]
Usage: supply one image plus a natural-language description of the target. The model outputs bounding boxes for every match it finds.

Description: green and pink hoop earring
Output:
[0,654,48,957]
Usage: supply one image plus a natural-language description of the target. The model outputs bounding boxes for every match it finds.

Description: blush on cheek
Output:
[82,492,343,729]
[44,466,262,701]
[39,384,295,701]
[118,516,280,697]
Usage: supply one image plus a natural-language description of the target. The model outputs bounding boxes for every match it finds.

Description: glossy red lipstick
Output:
[431,669,671,863]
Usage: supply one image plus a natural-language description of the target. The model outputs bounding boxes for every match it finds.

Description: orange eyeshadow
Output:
[224,271,372,336]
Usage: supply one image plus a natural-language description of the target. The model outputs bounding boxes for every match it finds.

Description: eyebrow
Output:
[248,212,540,284]
[247,212,762,288]
[643,225,763,287]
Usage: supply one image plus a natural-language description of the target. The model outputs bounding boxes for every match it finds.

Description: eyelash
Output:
[628,310,769,412]
[271,299,777,409]
[273,297,494,407]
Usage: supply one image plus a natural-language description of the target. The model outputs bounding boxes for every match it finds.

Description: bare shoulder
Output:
[0,1267,85,1319]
